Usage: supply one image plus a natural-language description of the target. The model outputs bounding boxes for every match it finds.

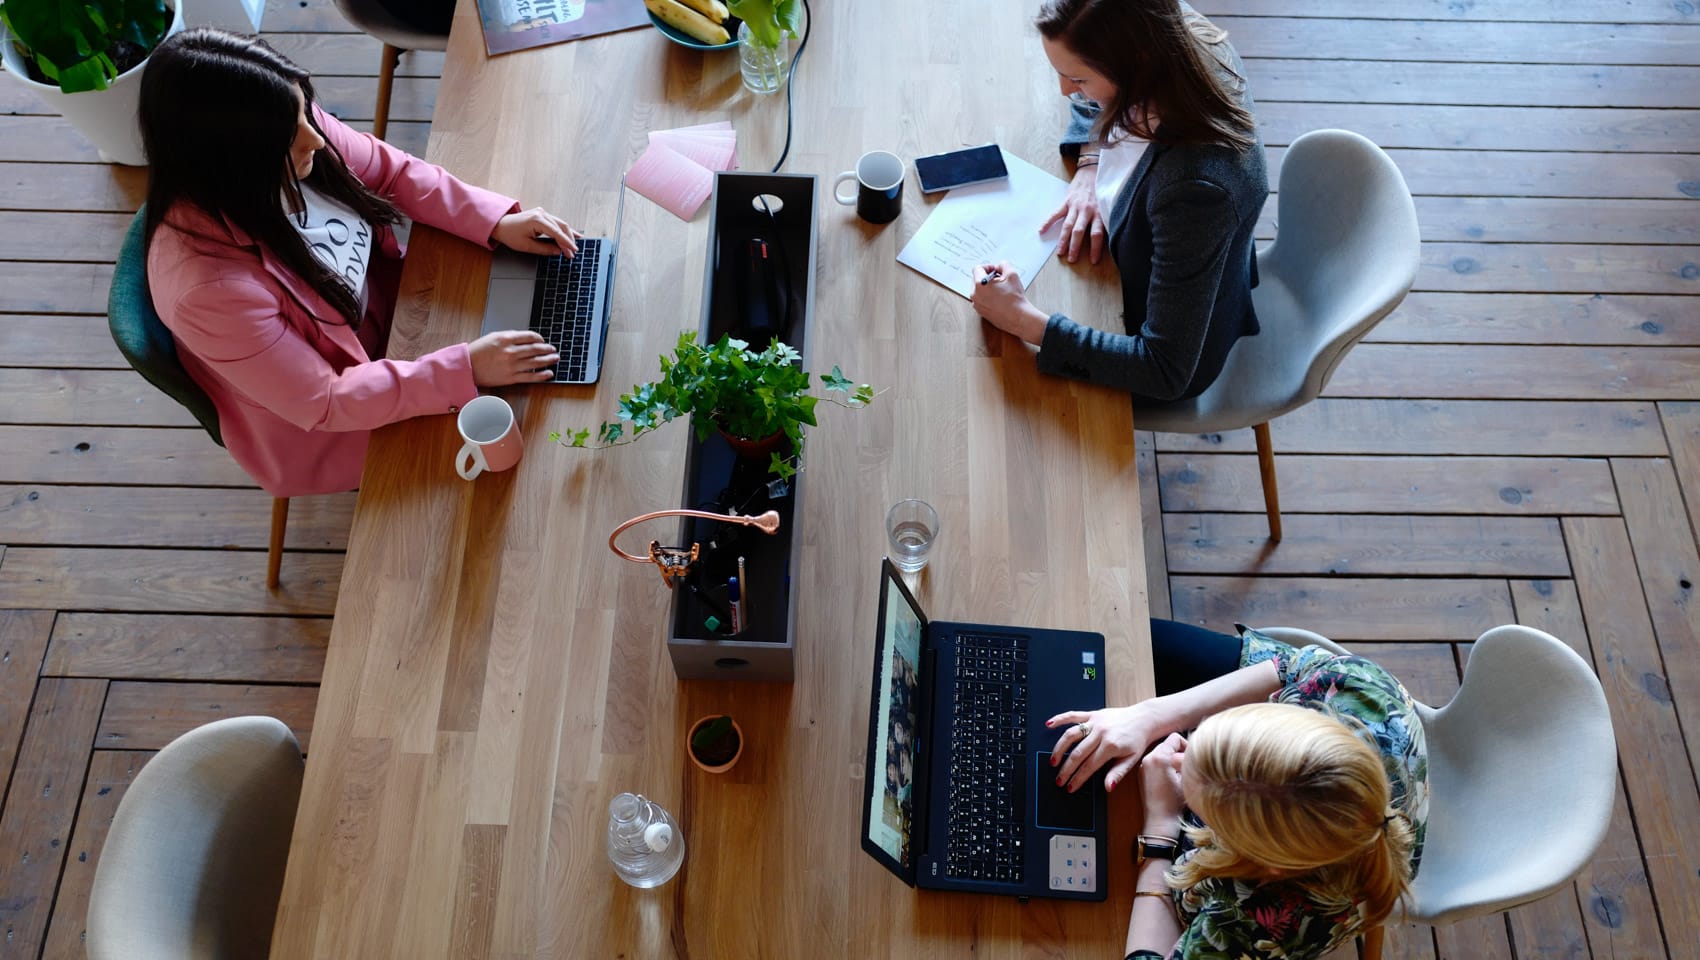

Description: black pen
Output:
[977,268,1003,286]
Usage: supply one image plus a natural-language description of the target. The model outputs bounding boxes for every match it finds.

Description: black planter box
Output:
[666,172,818,683]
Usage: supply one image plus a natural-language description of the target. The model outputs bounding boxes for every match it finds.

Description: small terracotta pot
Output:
[687,715,744,773]
[719,428,789,463]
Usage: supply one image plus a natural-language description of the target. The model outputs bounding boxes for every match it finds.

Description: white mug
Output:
[455,395,523,480]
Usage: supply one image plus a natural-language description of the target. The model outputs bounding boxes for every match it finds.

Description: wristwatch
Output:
[1135,834,1179,867]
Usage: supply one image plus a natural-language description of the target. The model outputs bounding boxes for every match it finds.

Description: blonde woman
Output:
[1049,624,1427,959]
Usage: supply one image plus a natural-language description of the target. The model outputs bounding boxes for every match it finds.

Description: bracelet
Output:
[1136,834,1179,863]
[1075,157,1100,167]
[1134,889,1171,899]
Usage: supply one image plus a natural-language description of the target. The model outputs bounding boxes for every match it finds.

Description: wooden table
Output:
[268,2,1153,956]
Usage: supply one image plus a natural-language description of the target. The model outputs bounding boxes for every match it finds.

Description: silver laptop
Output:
[480,184,626,385]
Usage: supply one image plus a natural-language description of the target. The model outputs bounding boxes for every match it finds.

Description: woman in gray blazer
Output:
[971,0,1267,404]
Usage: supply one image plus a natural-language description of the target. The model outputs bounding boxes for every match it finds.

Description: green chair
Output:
[109,209,290,589]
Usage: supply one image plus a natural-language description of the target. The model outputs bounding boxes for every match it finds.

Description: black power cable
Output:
[769,0,813,172]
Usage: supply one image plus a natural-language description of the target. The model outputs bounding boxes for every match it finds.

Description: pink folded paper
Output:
[629,120,740,221]
[649,130,737,172]
[627,142,716,221]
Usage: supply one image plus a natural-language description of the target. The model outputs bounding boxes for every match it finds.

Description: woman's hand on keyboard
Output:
[469,330,560,385]
[493,207,583,257]
[1046,700,1173,794]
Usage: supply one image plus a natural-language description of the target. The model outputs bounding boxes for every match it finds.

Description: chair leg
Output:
[373,44,403,142]
[1360,924,1384,960]
[1252,422,1282,542]
[267,497,289,590]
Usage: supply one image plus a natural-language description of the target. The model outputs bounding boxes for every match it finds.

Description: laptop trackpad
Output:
[482,278,535,334]
[1033,752,1094,831]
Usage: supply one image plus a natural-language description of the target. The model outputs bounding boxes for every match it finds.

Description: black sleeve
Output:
[1036,178,1241,399]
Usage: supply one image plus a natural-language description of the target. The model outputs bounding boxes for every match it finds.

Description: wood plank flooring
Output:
[1,1,1695,957]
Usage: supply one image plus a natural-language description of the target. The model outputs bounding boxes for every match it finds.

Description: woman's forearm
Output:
[1151,659,1280,733]
[1126,858,1183,958]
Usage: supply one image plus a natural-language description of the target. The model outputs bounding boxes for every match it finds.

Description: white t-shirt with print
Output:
[288,184,374,312]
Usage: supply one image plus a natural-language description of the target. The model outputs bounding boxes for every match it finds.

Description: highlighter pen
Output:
[737,556,749,627]
[685,580,733,628]
[728,577,742,634]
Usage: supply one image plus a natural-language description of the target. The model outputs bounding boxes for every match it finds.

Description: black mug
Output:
[834,150,904,225]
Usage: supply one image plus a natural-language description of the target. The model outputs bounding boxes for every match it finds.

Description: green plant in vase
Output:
[549,332,875,480]
[726,0,798,48]
[727,0,799,94]
[0,0,171,92]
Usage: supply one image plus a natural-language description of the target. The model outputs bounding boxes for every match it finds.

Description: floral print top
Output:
[1140,627,1429,960]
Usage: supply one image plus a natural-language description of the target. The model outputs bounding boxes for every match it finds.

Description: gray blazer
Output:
[1039,48,1268,403]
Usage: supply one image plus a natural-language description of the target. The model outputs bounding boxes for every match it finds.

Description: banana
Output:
[646,0,731,44]
[676,0,730,24]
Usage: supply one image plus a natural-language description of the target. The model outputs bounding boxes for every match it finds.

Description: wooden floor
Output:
[1,1,1696,957]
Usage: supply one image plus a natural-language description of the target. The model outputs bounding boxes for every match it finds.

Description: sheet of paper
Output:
[626,142,715,221]
[649,130,737,172]
[667,120,733,133]
[897,149,1070,299]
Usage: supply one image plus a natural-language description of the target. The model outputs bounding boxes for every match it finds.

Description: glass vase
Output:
[737,22,788,95]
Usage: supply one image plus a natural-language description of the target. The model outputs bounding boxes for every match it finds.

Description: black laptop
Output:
[479,184,626,385]
[860,559,1109,900]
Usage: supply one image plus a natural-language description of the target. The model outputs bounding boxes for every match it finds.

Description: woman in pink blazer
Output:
[140,29,578,497]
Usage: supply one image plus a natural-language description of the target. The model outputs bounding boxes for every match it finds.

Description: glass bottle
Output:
[737,21,789,95]
[606,792,685,888]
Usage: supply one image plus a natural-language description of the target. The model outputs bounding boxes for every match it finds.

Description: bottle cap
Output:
[643,821,673,852]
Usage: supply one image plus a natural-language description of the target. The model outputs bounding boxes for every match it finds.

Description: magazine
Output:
[475,0,650,56]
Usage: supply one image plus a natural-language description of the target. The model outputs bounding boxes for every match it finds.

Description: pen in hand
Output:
[976,266,1003,286]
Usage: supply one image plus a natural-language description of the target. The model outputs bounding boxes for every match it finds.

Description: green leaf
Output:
[572,428,590,447]
[854,385,875,405]
[547,431,562,444]
[0,0,167,93]
[691,715,734,752]
[726,0,787,46]
[769,453,797,480]
[821,366,852,392]
[774,0,800,34]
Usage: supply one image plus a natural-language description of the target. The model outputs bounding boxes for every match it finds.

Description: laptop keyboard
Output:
[945,633,1029,883]
[528,238,603,382]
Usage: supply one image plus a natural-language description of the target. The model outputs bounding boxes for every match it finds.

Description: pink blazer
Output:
[148,107,519,498]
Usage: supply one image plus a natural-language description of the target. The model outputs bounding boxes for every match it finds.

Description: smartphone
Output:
[914,144,1010,193]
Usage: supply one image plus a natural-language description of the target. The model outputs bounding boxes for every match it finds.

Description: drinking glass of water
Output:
[886,499,940,573]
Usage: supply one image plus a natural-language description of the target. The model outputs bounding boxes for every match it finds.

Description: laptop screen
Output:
[863,562,926,877]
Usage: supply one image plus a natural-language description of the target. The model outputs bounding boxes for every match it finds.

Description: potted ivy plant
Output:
[726,0,798,94]
[550,332,874,480]
[687,714,743,773]
[0,0,183,165]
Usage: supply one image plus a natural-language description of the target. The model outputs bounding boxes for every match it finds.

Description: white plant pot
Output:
[0,0,185,165]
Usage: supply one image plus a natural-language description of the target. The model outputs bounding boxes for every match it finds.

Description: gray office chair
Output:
[1255,625,1617,960]
[331,0,450,142]
[86,716,304,960]
[1138,130,1421,541]
[109,209,291,589]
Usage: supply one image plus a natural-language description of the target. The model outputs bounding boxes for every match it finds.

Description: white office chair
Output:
[87,716,304,960]
[1254,625,1617,960]
[331,0,450,142]
[1138,130,1422,541]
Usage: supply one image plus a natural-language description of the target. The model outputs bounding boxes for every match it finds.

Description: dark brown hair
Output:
[1035,0,1255,151]
[140,29,403,328]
